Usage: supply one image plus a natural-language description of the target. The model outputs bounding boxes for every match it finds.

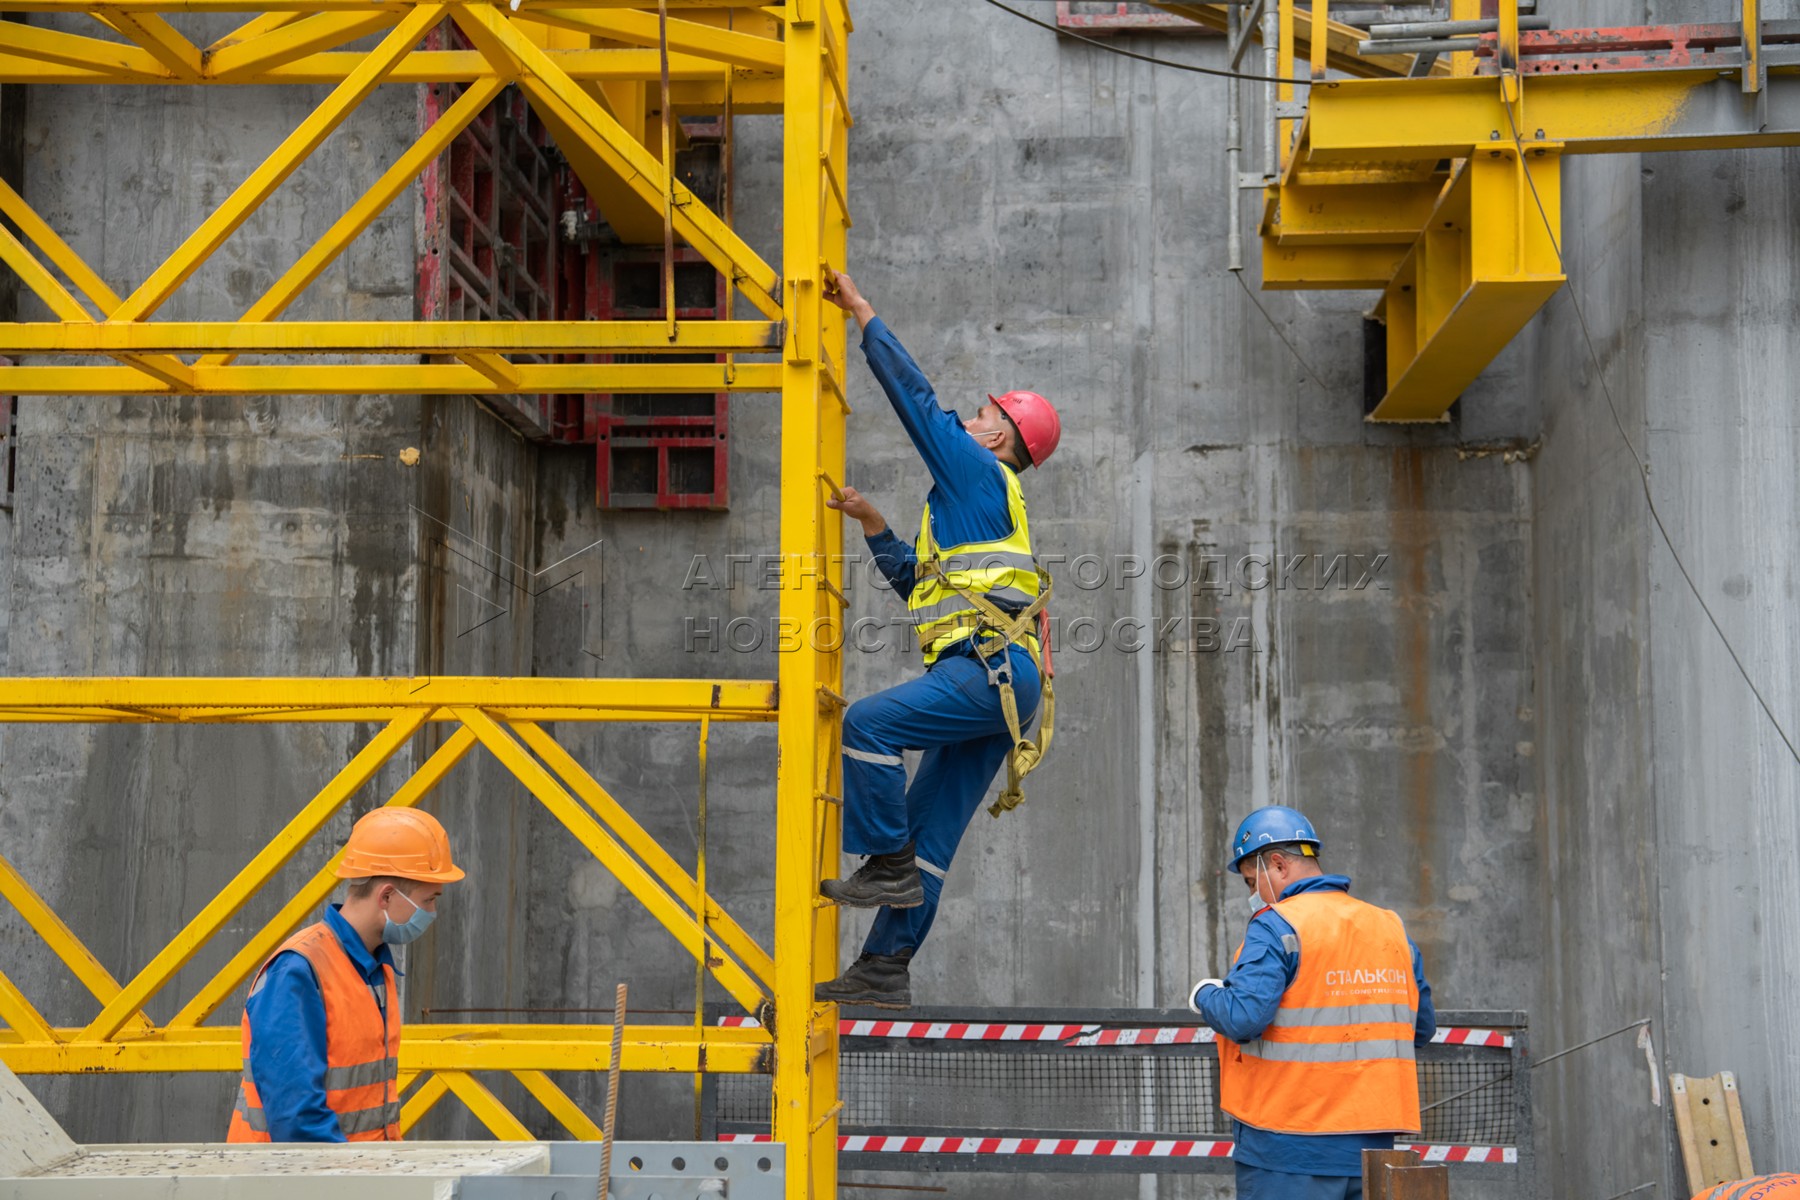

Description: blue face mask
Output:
[381,888,436,946]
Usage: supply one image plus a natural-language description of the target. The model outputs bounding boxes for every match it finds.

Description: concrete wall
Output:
[7,2,1800,1197]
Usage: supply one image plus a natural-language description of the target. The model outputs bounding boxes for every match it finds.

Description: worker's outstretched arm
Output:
[245,953,346,1142]
[824,269,1010,509]
[1189,915,1291,1043]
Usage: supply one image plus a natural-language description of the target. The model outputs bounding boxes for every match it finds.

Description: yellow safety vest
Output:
[909,462,1042,665]
[906,461,1054,817]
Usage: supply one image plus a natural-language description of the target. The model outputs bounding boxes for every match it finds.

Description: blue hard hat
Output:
[1226,806,1322,872]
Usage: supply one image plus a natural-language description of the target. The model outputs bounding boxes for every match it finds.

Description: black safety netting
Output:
[716,1048,1515,1147]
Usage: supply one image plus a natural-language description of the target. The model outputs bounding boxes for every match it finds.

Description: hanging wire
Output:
[1501,102,1800,767]
[979,0,1319,86]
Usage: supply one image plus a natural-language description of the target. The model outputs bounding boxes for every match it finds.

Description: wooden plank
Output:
[1387,1165,1450,1199]
[1671,1072,1755,1193]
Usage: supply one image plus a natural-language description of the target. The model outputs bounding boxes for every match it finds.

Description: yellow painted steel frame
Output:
[1260,1,1800,422]
[0,6,848,1197]
[0,1,796,396]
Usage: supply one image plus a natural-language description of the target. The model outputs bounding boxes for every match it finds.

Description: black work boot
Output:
[819,843,924,909]
[815,952,913,1009]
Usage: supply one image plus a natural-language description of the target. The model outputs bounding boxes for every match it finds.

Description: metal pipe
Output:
[1261,0,1277,179]
[1226,3,1243,270]
[1368,16,1549,39]
[1359,36,1495,55]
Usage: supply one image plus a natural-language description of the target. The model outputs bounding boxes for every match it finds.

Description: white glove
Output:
[1188,978,1225,1014]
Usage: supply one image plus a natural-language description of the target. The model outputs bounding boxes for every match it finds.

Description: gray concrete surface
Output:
[3,2,1799,1198]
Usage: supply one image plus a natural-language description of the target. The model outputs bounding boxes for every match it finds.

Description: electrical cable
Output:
[979,0,1318,86]
[1502,100,1800,767]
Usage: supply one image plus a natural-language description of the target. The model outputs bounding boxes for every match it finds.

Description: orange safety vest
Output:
[227,922,401,1142]
[1217,889,1422,1136]
[1694,1177,1800,1200]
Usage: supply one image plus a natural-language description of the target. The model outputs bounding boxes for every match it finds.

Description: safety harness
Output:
[913,560,1056,818]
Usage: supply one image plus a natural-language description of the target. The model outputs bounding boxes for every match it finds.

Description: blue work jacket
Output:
[1191,875,1435,1176]
[858,316,1028,667]
[244,904,399,1142]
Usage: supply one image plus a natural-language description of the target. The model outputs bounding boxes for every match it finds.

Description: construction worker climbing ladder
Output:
[815,267,1061,1009]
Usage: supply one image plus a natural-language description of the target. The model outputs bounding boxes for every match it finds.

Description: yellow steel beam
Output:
[1149,2,1447,78]
[1305,69,1800,162]
[529,7,784,71]
[0,223,93,320]
[0,677,779,717]
[775,0,850,1195]
[206,9,398,80]
[1367,149,1564,421]
[515,1070,605,1139]
[8,319,783,355]
[79,711,429,1041]
[399,1072,451,1136]
[167,726,479,1028]
[517,721,776,990]
[95,9,203,80]
[439,1072,536,1140]
[111,3,445,322]
[1261,237,1407,290]
[1271,180,1447,245]
[0,361,785,395]
[0,969,56,1044]
[0,856,154,1035]
[453,706,772,1015]
[0,18,170,78]
[206,10,306,53]
[452,2,782,317]
[0,1026,771,1075]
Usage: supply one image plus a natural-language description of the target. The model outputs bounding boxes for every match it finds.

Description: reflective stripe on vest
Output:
[227,921,401,1143]
[1216,890,1422,1137]
[909,462,1040,664]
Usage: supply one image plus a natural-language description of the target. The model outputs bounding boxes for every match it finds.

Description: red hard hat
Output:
[990,390,1061,468]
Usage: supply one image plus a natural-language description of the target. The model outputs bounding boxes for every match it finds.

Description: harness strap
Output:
[915,561,1056,818]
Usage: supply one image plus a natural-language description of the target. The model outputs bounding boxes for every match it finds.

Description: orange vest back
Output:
[1693,1177,1800,1200]
[227,921,401,1142]
[1217,889,1422,1136]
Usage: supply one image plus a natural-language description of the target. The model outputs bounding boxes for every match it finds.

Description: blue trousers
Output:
[1236,1165,1364,1200]
[840,644,1041,958]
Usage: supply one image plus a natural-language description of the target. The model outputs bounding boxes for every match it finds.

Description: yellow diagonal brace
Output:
[399,1072,450,1136]
[0,855,153,1035]
[112,3,446,323]
[515,1070,604,1140]
[516,720,774,990]
[96,10,201,81]
[529,8,784,71]
[208,10,399,81]
[0,178,121,311]
[439,1071,535,1140]
[168,726,478,1028]
[203,75,507,369]
[207,10,305,54]
[80,709,430,1041]
[452,707,770,1014]
[0,224,92,321]
[0,19,169,78]
[0,967,57,1044]
[451,2,782,320]
[455,352,523,390]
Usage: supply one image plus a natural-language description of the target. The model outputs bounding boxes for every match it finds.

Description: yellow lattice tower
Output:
[0,3,850,1197]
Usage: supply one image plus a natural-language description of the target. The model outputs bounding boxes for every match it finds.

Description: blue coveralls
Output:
[1190,875,1435,1200]
[242,904,398,1142]
[844,317,1043,959]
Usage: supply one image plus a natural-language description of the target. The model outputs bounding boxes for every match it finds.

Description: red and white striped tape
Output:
[722,1016,1513,1049]
[719,1133,1516,1164]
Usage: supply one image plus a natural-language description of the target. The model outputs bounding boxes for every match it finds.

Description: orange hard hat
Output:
[335,808,465,883]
